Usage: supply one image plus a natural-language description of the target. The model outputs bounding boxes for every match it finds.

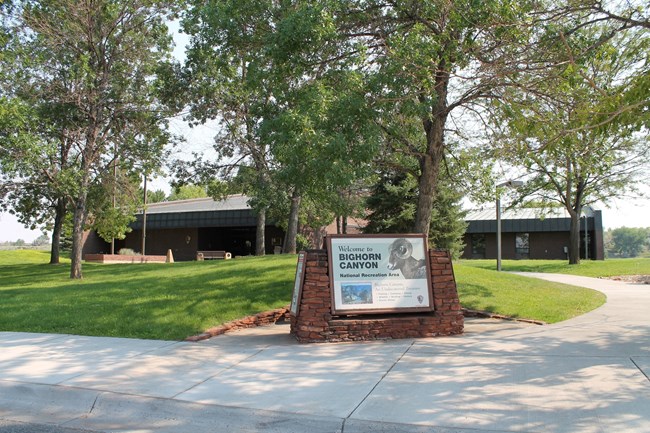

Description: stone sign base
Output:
[290,249,463,343]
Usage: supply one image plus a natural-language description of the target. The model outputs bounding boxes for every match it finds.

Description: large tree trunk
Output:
[49,197,66,265]
[70,156,92,279]
[568,208,582,265]
[283,190,301,254]
[69,192,88,279]
[313,226,326,249]
[414,146,443,235]
[413,71,449,236]
[414,119,447,235]
[255,207,266,256]
[250,147,268,256]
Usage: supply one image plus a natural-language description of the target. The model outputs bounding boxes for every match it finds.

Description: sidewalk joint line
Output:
[89,393,100,413]
[170,347,267,399]
[630,357,650,383]
[344,341,415,420]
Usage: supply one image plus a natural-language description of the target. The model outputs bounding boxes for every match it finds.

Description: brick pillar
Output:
[290,250,332,342]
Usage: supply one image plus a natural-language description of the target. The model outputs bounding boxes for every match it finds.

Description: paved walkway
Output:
[1,273,649,433]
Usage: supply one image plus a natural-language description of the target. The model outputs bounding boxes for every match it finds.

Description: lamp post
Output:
[496,180,524,271]
[141,174,148,256]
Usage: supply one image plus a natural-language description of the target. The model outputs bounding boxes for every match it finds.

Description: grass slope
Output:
[0,250,296,340]
[0,250,609,339]
[454,264,605,323]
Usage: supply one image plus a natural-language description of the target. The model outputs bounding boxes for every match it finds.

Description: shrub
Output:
[118,248,138,256]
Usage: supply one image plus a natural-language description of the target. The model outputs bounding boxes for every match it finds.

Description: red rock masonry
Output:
[290,249,464,343]
[185,308,290,342]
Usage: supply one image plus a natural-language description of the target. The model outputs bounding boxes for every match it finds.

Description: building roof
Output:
[131,195,602,234]
[465,206,602,234]
[140,194,251,214]
[131,194,256,230]
[465,207,570,221]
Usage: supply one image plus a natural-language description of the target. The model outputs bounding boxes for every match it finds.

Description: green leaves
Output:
[2,0,181,277]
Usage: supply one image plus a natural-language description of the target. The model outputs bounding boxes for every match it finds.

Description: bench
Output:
[196,250,232,261]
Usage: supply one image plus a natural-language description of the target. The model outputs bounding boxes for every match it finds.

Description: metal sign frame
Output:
[327,234,434,315]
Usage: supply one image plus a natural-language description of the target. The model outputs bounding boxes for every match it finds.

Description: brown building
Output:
[461,206,604,260]
[83,196,605,261]
[83,195,285,261]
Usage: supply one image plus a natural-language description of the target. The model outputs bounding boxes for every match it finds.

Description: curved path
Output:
[349,273,650,433]
[1,274,649,433]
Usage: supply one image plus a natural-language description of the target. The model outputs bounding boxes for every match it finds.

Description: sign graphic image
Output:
[328,234,433,315]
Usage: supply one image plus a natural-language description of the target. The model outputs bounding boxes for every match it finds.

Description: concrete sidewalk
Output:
[1,273,649,433]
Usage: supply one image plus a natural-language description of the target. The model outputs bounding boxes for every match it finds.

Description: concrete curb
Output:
[0,381,100,425]
[343,419,518,433]
[1,381,345,433]
[0,381,531,433]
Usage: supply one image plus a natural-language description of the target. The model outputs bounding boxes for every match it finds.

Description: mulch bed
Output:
[604,275,650,284]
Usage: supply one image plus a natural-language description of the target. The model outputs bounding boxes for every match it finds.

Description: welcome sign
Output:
[327,234,434,315]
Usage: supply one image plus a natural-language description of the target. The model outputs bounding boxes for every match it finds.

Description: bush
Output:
[118,248,138,256]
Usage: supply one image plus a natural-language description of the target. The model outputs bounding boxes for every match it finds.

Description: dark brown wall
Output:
[116,225,285,260]
[122,228,199,261]
[463,232,569,260]
[82,231,111,256]
[529,232,569,260]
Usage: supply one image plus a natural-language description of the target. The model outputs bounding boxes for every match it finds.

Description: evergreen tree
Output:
[364,170,417,235]
[364,169,467,259]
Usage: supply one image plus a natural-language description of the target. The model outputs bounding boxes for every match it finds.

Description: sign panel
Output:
[327,234,433,315]
[290,251,307,315]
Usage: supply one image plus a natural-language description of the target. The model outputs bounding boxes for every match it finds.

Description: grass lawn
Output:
[0,250,296,340]
[458,258,650,277]
[453,263,605,323]
[0,250,609,339]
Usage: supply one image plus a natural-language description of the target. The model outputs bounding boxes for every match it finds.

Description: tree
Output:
[428,178,468,259]
[167,184,208,201]
[2,0,179,278]
[364,170,418,235]
[364,166,467,259]
[491,21,650,264]
[178,0,381,255]
[0,94,71,264]
[88,171,141,245]
[32,233,50,246]
[260,69,380,253]
[146,189,167,204]
[606,227,650,258]
[538,1,650,132]
[316,0,535,237]
[177,0,277,256]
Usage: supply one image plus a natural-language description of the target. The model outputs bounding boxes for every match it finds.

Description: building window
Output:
[515,233,530,259]
[471,234,486,259]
